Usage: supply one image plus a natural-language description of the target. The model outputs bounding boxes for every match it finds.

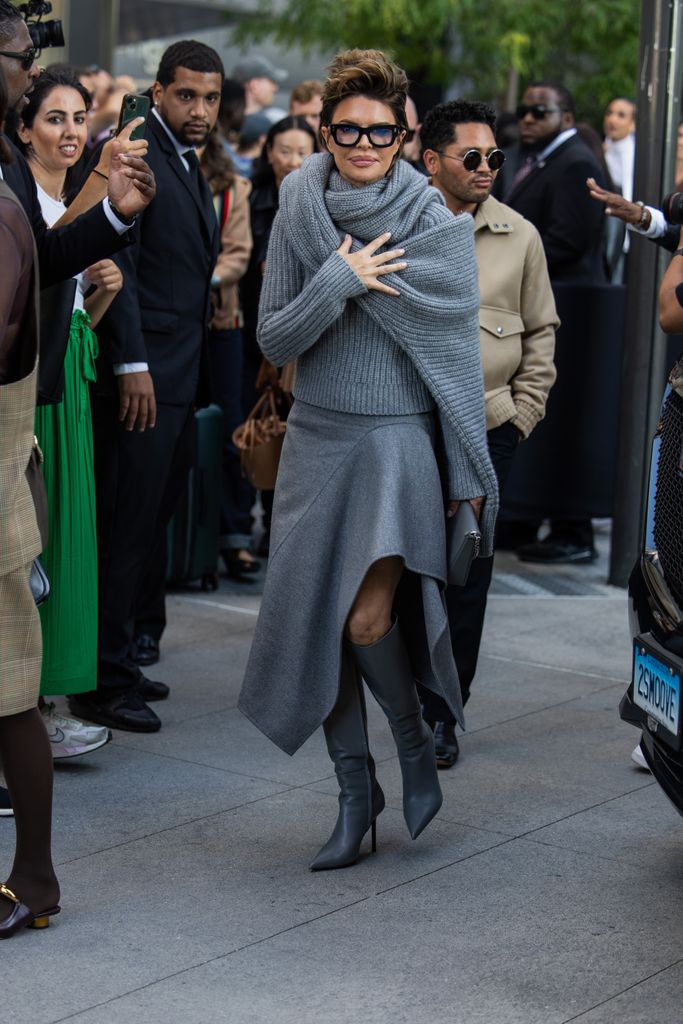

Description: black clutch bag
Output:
[29,558,50,606]
[446,501,481,586]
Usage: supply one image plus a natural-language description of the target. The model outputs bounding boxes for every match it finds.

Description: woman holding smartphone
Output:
[16,70,124,754]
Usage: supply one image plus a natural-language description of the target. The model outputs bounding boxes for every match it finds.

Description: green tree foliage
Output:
[233,0,640,125]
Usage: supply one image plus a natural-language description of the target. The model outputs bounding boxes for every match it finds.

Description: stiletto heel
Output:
[371,819,377,853]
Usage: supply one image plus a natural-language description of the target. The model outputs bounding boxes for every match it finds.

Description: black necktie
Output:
[183,148,201,192]
[182,147,215,234]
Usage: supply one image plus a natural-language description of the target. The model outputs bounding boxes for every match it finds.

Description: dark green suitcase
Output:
[167,404,223,590]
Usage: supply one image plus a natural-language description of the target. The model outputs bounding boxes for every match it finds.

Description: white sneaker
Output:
[41,702,111,760]
[631,743,651,771]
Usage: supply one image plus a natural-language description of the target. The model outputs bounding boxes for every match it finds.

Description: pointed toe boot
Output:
[310,648,385,871]
[351,620,443,839]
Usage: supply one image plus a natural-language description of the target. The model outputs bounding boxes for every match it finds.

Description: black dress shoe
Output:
[137,676,170,701]
[133,634,160,666]
[517,539,597,564]
[432,721,459,769]
[68,693,161,733]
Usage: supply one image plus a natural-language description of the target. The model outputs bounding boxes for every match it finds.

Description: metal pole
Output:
[65,0,119,71]
[608,0,683,586]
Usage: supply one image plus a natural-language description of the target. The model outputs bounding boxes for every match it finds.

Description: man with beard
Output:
[420,99,558,766]
[69,41,223,733]
[493,82,606,564]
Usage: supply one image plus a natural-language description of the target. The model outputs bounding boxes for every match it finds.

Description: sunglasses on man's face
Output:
[327,123,402,148]
[438,148,506,172]
[516,103,562,121]
[0,47,40,70]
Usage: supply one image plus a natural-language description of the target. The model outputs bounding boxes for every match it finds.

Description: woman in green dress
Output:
[17,70,124,751]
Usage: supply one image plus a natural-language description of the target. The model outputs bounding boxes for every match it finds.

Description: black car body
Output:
[620,357,683,810]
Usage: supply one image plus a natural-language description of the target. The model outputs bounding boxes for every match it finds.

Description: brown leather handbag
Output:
[232,387,288,490]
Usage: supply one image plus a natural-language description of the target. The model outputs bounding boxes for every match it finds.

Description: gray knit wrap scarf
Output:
[278,152,499,552]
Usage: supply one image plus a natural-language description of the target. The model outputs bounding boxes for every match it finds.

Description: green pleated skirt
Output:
[35,308,98,695]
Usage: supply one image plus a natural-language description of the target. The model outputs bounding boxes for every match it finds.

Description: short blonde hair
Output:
[320,49,409,131]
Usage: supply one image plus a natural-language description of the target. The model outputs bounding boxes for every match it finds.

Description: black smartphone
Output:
[117,93,150,141]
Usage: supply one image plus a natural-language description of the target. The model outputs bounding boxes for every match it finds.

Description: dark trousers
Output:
[207,327,254,549]
[91,395,195,694]
[421,421,520,723]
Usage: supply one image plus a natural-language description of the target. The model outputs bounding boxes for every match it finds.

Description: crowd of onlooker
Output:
[4,0,677,927]
[1,32,650,773]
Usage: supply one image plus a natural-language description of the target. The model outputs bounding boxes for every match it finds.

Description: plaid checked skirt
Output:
[0,562,42,716]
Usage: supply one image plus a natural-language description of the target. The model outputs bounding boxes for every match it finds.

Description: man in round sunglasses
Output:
[420,99,558,768]
[493,81,607,566]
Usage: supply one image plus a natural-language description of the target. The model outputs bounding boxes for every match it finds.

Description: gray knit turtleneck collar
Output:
[324,157,442,242]
[279,152,446,259]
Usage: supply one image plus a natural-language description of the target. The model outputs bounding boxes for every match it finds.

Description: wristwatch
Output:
[635,200,651,229]
[107,197,136,226]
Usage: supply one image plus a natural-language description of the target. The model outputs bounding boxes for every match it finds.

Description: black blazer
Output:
[1,135,131,402]
[95,114,219,406]
[496,135,606,284]
[1,135,129,288]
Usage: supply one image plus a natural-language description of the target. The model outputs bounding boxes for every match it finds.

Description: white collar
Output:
[537,127,577,162]
[152,107,196,165]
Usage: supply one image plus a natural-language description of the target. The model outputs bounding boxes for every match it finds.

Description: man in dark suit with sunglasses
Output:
[493,81,606,565]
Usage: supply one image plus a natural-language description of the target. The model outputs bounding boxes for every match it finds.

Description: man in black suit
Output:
[69,40,223,733]
[495,81,606,563]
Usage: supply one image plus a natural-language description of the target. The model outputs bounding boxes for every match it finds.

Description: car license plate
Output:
[633,640,681,737]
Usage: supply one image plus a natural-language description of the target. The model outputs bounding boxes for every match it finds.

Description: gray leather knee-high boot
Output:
[310,648,385,871]
[351,620,442,839]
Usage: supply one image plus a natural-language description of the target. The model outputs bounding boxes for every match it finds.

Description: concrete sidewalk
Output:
[3,546,683,1024]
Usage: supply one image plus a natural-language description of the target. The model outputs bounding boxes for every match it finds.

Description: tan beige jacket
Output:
[474,194,559,437]
[211,176,253,331]
[0,182,42,576]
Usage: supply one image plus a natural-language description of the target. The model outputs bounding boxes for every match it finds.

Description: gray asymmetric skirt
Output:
[238,400,464,755]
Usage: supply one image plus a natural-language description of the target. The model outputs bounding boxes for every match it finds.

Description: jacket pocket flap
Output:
[140,308,178,334]
[479,306,524,339]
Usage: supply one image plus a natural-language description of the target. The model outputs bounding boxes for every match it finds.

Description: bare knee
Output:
[345,605,392,647]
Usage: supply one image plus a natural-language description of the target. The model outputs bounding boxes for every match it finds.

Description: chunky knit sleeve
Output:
[257,213,367,366]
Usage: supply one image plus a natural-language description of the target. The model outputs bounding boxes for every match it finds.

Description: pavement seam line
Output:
[175,596,260,615]
[427,778,656,842]
[375,834,520,896]
[55,785,298,867]
[559,957,683,1023]
[48,834,521,1024]
[511,780,658,843]
[101,737,312,788]
[464,678,628,737]
[48,892,379,1024]
[480,651,628,684]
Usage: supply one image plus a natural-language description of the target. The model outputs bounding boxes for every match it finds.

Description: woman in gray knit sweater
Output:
[239,49,498,870]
